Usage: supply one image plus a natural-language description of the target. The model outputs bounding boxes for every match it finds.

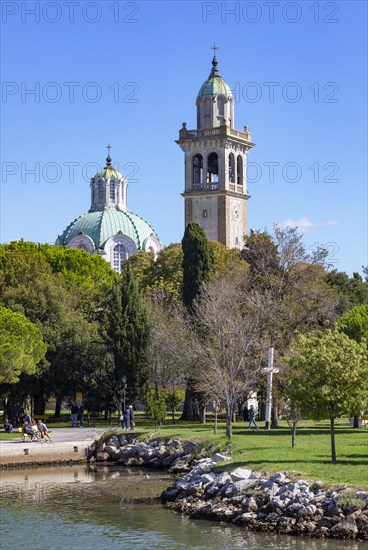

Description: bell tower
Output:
[176,49,255,249]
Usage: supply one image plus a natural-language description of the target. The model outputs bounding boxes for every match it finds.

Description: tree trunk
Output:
[54,395,62,418]
[353,415,359,428]
[214,407,218,434]
[33,393,46,416]
[199,403,206,424]
[172,408,175,424]
[180,381,201,421]
[226,411,233,440]
[291,422,296,448]
[330,417,337,463]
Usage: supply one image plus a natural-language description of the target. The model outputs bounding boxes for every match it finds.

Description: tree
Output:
[147,299,194,394]
[241,226,339,427]
[0,306,46,383]
[336,304,368,343]
[180,223,215,421]
[145,388,167,428]
[327,270,368,314]
[284,329,368,463]
[0,242,113,415]
[193,274,264,439]
[336,304,368,427]
[182,222,214,312]
[108,262,149,404]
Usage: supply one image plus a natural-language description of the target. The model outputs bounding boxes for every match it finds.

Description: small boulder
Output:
[213,453,231,463]
[96,452,110,462]
[230,468,252,482]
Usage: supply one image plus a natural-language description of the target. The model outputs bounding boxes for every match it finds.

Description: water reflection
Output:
[0,466,363,550]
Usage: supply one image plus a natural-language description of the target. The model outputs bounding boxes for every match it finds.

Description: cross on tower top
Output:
[106,144,112,156]
[211,42,219,57]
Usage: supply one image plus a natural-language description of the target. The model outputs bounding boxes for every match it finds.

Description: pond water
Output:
[0,465,364,549]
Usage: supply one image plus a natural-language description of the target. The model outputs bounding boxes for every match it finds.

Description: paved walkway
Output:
[0,427,110,466]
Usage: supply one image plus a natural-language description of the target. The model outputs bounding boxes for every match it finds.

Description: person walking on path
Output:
[71,402,78,427]
[127,405,135,430]
[242,405,249,423]
[247,405,260,431]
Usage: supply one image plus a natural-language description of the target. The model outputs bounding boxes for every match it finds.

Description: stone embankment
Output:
[88,434,368,540]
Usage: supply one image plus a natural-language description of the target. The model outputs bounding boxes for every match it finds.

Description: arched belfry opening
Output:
[207,152,219,184]
[237,155,243,186]
[229,153,235,183]
[193,154,203,186]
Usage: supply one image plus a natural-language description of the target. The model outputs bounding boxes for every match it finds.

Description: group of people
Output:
[70,402,84,427]
[23,419,52,441]
[120,405,135,430]
[242,404,260,431]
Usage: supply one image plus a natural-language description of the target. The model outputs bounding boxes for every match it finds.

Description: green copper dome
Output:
[197,56,233,100]
[59,209,160,250]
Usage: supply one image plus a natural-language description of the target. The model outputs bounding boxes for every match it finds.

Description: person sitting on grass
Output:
[37,419,52,441]
[4,419,13,433]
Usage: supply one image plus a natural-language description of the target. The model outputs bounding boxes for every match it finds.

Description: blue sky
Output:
[1,0,367,274]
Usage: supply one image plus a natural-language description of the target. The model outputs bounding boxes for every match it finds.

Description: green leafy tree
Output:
[284,329,368,463]
[336,304,368,343]
[0,306,46,383]
[181,223,214,421]
[241,226,338,427]
[108,262,149,404]
[145,388,167,428]
[165,387,185,423]
[182,222,214,312]
[327,270,368,314]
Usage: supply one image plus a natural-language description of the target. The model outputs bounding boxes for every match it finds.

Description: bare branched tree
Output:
[147,297,195,396]
[192,274,265,439]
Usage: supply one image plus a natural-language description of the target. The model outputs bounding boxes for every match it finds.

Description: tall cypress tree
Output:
[182,222,214,312]
[108,262,149,405]
[181,222,214,420]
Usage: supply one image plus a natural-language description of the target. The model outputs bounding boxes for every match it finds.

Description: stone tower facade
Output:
[176,54,255,249]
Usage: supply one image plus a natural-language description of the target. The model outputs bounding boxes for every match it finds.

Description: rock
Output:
[97,442,105,454]
[230,468,252,482]
[96,452,110,462]
[205,483,220,497]
[183,441,197,455]
[201,472,216,484]
[119,435,128,446]
[331,515,358,535]
[167,439,182,449]
[217,472,232,486]
[161,487,179,503]
[104,445,118,457]
[192,459,216,475]
[107,435,120,448]
[213,453,231,463]
[270,472,286,483]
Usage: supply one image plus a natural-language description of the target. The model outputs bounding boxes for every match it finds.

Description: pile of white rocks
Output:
[89,434,225,472]
[161,463,368,540]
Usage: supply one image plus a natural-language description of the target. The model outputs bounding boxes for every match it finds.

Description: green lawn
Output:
[133,417,368,489]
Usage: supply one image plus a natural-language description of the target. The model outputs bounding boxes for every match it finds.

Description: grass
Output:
[2,414,367,488]
[132,417,368,489]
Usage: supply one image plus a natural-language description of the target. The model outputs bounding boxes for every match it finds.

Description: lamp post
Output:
[122,375,127,416]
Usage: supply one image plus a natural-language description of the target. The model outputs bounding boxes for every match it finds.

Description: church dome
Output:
[56,146,162,271]
[59,209,160,251]
[95,165,126,184]
[197,56,233,100]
